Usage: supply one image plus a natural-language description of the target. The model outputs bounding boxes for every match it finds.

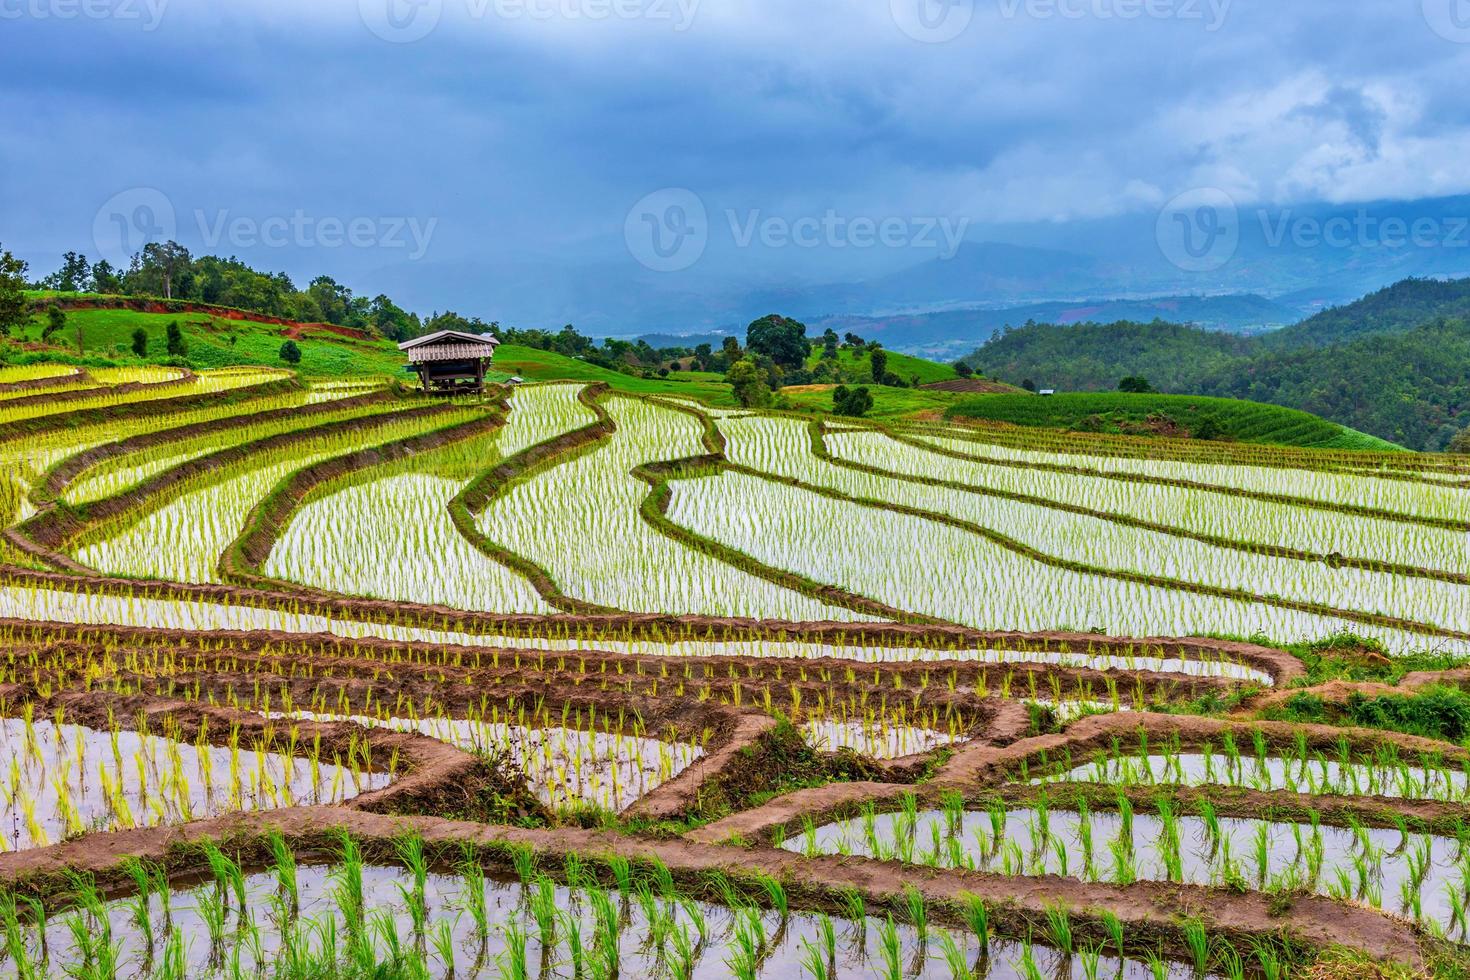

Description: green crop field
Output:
[947,390,1404,451]
[0,336,1467,979]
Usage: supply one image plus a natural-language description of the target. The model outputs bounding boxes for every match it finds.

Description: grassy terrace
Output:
[946,390,1405,451]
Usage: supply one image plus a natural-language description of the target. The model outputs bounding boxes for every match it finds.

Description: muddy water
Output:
[0,717,389,851]
[1035,752,1470,802]
[802,719,969,760]
[788,806,1469,939]
[1,863,1213,978]
[265,710,703,813]
[0,583,1270,682]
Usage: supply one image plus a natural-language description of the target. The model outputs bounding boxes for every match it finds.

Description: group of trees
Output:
[721,314,917,414]
[29,243,427,342]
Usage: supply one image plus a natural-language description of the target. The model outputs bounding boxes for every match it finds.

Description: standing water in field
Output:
[0,713,389,850]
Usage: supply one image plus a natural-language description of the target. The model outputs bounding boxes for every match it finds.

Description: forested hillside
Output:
[964,277,1470,450]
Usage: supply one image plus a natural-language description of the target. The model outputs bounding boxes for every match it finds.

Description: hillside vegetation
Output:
[6,294,1392,452]
[965,277,1470,450]
[946,391,1403,451]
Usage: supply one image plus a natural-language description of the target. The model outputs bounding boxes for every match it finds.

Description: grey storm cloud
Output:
[3,0,1469,315]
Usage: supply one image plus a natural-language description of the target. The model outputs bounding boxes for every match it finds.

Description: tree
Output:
[42,252,93,293]
[833,385,874,418]
[0,245,29,338]
[1022,379,1037,392]
[953,360,974,378]
[1118,376,1154,393]
[1193,415,1225,441]
[725,358,772,408]
[42,305,66,342]
[137,241,193,299]
[131,327,148,358]
[305,276,355,325]
[367,294,420,342]
[279,339,302,365]
[745,314,809,370]
[821,328,840,360]
[89,259,121,294]
[869,348,888,385]
[1449,426,1470,455]
[165,320,187,356]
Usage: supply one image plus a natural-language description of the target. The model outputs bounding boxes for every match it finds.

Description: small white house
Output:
[1039,389,1056,397]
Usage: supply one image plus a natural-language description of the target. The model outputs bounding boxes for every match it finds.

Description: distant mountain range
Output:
[379,193,1470,350]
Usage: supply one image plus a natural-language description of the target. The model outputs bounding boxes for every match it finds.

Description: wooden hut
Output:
[398,329,501,395]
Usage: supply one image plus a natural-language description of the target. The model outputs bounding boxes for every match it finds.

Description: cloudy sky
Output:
[4,0,1470,320]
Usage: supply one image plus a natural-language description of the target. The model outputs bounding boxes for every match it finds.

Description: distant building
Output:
[398,330,500,395]
[1039,389,1056,396]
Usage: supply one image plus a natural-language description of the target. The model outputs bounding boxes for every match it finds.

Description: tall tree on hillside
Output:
[135,241,193,299]
[0,245,29,337]
[869,347,888,385]
[367,294,420,342]
[42,305,66,342]
[821,328,839,360]
[726,358,772,408]
[89,258,121,294]
[42,252,93,292]
[746,314,809,370]
[305,276,355,325]
[166,320,187,356]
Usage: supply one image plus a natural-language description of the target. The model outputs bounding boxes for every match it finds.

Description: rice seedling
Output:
[0,713,384,850]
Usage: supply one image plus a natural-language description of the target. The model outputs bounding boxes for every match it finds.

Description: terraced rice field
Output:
[0,362,1466,977]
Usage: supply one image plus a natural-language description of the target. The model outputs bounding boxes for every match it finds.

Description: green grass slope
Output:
[805,347,959,385]
[12,304,404,377]
[945,391,1405,451]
